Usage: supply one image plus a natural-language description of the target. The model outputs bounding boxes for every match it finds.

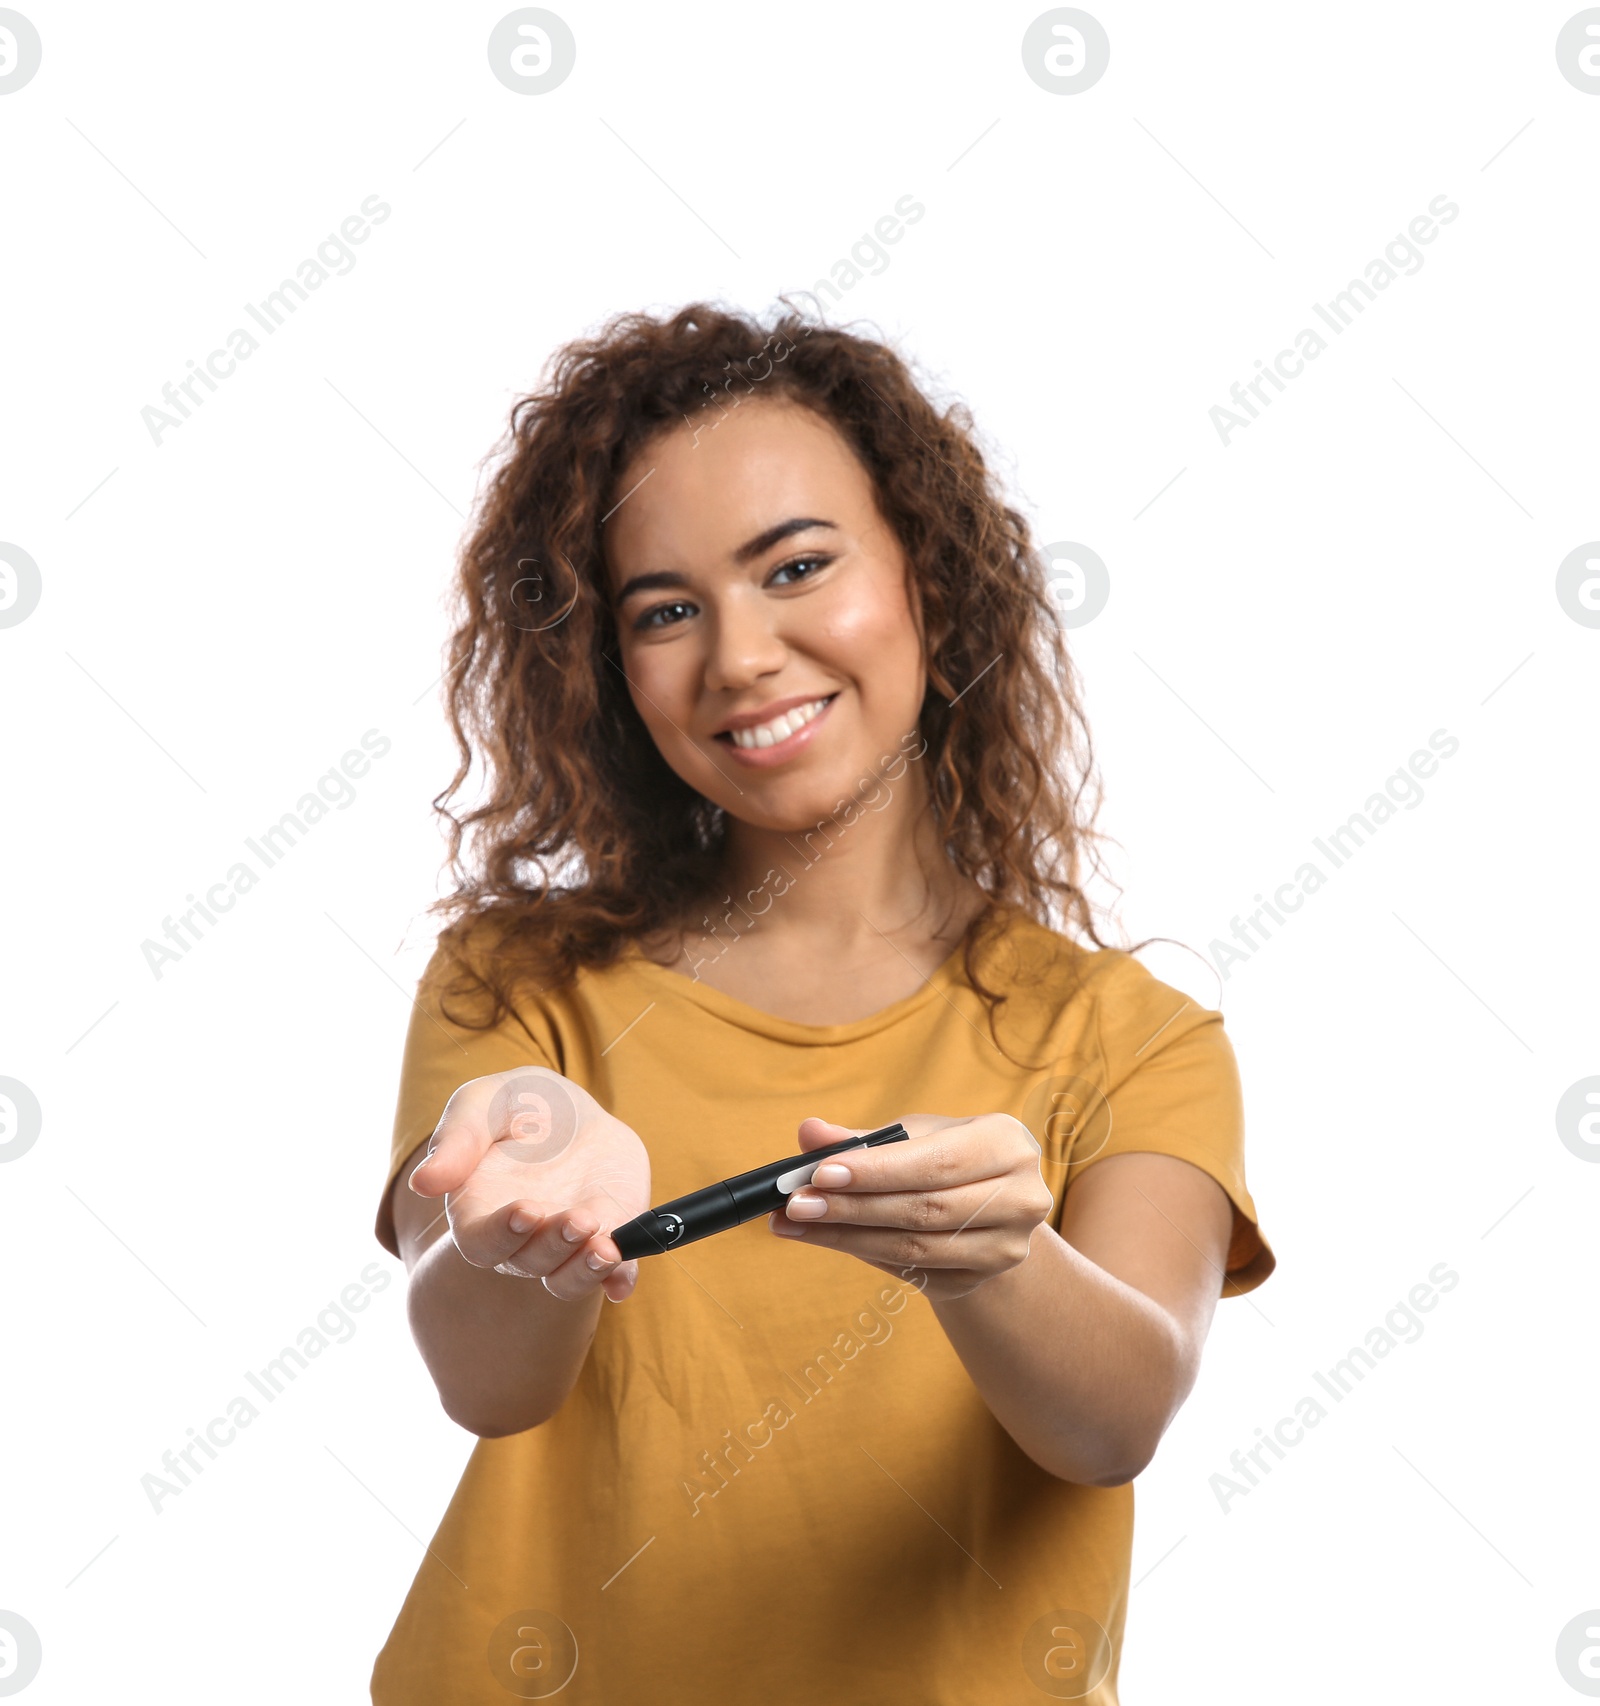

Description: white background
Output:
[2,2,1597,1700]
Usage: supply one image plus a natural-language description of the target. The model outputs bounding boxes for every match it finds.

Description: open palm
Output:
[408,1066,651,1301]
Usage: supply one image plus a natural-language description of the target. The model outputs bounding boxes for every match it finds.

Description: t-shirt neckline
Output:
[618,935,970,1045]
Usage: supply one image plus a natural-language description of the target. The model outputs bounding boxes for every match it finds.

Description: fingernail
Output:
[787,1193,826,1219]
[561,1221,588,1243]
[586,1251,612,1270]
[509,1210,534,1234]
[771,1217,806,1237]
[811,1163,850,1187]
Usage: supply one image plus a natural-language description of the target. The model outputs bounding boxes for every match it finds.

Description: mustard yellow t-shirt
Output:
[370,910,1273,1705]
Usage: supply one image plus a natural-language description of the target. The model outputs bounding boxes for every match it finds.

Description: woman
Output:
[371,301,1274,1704]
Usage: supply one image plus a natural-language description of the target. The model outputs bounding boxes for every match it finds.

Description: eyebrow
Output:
[612,516,838,605]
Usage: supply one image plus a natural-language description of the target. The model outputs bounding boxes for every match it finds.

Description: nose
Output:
[702,587,788,692]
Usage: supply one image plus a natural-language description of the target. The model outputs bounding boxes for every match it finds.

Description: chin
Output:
[720,778,868,834]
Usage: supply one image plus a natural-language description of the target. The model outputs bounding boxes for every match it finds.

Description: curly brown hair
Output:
[422,296,1145,1057]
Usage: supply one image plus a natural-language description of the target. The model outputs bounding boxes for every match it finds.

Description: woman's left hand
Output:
[768,1114,1056,1302]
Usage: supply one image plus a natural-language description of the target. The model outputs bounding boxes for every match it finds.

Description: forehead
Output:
[602,398,870,578]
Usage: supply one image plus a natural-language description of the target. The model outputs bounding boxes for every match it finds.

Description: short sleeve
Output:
[373,937,560,1259]
[1056,953,1275,1298]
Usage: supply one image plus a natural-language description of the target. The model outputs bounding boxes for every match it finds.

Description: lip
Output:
[713,692,839,767]
[713,691,839,735]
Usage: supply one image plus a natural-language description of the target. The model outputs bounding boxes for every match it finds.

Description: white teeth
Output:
[728,696,831,750]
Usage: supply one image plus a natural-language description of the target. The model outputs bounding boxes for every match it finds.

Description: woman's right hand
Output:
[407,1066,650,1303]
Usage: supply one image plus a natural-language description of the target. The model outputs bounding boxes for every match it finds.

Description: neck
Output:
[692,765,985,963]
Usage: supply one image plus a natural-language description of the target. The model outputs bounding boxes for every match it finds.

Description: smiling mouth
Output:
[714,694,838,751]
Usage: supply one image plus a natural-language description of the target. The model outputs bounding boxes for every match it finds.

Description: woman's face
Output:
[603,396,927,833]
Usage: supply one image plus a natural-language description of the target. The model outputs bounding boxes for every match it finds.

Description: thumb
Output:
[406,1110,488,1198]
[796,1115,858,1152]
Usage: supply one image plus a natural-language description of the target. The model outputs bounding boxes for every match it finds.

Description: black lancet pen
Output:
[609,1122,910,1260]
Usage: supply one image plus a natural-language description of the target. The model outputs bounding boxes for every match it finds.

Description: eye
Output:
[633,599,696,632]
[769,554,832,587]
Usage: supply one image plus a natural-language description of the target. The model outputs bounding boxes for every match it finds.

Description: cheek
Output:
[622,642,697,744]
[828,581,925,710]
[819,572,918,654]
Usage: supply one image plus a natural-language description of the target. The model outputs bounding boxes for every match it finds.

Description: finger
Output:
[538,1234,627,1301]
[504,1215,624,1282]
[527,1202,636,1298]
[782,1176,1011,1233]
[457,1198,609,1276]
[767,1214,974,1270]
[448,1197,559,1271]
[795,1115,858,1152]
[463,1190,618,1276]
[407,1105,492,1199]
[799,1121,992,1195]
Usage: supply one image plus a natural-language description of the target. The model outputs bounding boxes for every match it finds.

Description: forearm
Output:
[929,1224,1186,1485]
[408,1229,603,1437]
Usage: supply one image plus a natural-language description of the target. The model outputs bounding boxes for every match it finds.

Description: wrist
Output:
[927,1230,1043,1314]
